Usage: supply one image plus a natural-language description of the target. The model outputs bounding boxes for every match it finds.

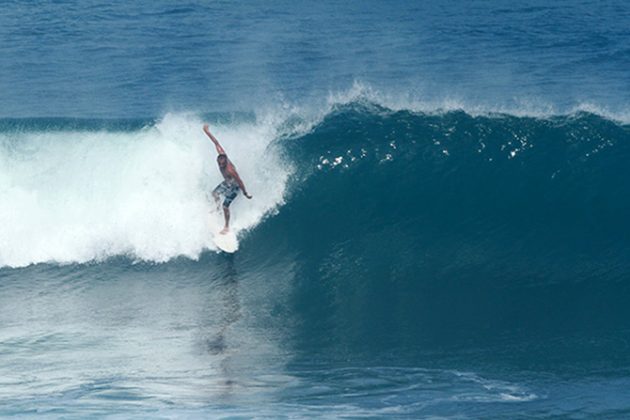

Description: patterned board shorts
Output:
[213,181,240,208]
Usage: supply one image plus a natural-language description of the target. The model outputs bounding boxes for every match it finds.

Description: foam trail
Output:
[0,113,290,268]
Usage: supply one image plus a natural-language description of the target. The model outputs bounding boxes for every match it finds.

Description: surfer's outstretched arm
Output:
[203,124,226,155]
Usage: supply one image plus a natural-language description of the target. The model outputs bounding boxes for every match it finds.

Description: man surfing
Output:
[203,124,252,234]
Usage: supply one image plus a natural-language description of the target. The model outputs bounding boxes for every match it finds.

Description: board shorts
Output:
[213,181,240,208]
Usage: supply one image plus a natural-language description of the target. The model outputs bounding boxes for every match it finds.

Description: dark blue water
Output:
[2,1,630,418]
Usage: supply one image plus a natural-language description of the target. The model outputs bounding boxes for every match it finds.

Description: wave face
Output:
[242,103,630,349]
[0,114,290,267]
[272,103,630,264]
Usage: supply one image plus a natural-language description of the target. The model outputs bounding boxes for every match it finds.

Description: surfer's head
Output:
[217,153,228,168]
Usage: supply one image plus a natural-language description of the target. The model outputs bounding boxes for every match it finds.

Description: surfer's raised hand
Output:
[202,124,226,155]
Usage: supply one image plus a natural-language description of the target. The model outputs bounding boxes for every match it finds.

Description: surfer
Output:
[203,124,252,234]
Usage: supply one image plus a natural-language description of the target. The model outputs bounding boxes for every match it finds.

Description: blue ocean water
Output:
[2,1,630,418]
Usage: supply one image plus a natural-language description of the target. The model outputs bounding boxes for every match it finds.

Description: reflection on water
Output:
[204,255,242,397]
[206,256,241,356]
[0,255,297,414]
[2,256,630,418]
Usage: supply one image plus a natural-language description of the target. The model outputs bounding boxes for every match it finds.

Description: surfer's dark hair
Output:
[217,153,227,159]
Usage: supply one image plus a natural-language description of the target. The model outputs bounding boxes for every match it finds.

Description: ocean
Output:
[2,1,630,418]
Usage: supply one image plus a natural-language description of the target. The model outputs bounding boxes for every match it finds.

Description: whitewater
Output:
[0,113,291,267]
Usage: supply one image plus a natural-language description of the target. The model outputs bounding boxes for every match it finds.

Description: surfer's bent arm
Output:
[230,167,252,199]
[203,124,226,155]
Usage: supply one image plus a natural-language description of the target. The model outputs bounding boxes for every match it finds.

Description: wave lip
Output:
[323,82,630,124]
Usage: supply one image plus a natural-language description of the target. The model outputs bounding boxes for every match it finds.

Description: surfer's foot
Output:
[220,227,229,235]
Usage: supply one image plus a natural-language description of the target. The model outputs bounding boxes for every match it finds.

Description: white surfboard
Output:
[209,206,239,253]
[212,229,239,253]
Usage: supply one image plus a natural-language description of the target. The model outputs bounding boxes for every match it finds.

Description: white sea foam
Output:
[0,113,291,268]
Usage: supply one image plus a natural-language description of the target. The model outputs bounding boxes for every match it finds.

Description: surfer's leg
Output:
[212,192,221,211]
[219,185,238,234]
[221,206,230,234]
[212,182,226,211]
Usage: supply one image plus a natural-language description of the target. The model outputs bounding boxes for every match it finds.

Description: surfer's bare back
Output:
[203,124,252,234]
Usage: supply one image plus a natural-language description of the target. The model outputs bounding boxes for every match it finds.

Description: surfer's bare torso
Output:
[219,162,238,185]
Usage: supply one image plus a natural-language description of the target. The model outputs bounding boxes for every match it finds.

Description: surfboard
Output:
[209,206,239,253]
[212,229,239,253]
